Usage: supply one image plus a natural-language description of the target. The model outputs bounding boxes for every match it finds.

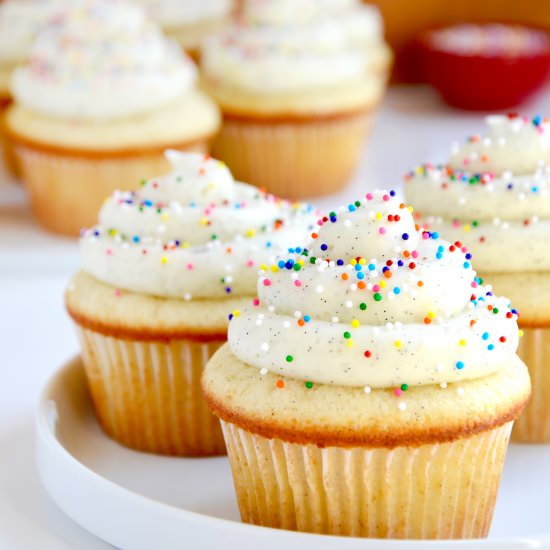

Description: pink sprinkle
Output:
[263,279,272,286]
[463,159,470,166]
[114,289,122,297]
[382,194,390,202]
[106,248,113,256]
[373,284,380,292]
[253,298,260,306]
[246,260,254,267]
[422,232,430,239]
[366,193,373,201]
[471,281,478,288]
[461,247,468,253]
[452,220,461,228]
[394,388,403,397]
[294,280,302,287]
[378,227,386,235]
[317,220,324,226]
[411,250,419,258]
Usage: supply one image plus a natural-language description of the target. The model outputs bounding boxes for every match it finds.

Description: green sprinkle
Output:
[373,293,382,302]
[343,331,351,339]
[401,384,409,391]
[305,381,313,389]
[309,257,317,264]
[293,264,301,271]
[354,200,361,207]
[211,234,218,240]
[359,303,367,311]
[493,308,499,314]
[285,355,294,363]
[140,178,147,186]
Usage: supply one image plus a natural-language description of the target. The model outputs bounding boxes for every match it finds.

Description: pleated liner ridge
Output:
[212,110,372,200]
[76,325,226,456]
[221,420,513,539]
[513,327,550,443]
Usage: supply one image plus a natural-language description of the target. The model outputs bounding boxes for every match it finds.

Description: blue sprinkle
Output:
[463,262,471,269]
[402,233,409,241]
[357,272,365,280]
[278,260,286,268]
[487,344,495,351]
[482,332,489,340]
[304,315,311,322]
[397,260,404,267]
[394,287,401,295]
[354,264,362,271]
[431,231,439,239]
[465,253,472,260]
[132,236,140,243]
[456,361,465,370]
[368,263,376,271]
[320,244,328,251]
[337,259,344,266]
[389,190,396,196]
[348,204,356,212]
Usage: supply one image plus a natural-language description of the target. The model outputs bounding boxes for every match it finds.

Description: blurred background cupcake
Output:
[201,0,392,199]
[135,0,234,60]
[0,0,66,178]
[3,0,220,236]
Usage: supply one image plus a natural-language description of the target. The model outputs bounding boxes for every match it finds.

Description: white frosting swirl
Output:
[136,0,232,26]
[80,151,316,299]
[10,0,197,120]
[0,0,65,65]
[201,0,386,93]
[228,191,520,389]
[405,115,550,272]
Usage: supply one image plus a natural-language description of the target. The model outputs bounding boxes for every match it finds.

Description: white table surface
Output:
[1,85,550,549]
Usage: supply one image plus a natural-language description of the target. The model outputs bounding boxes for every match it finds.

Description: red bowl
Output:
[418,24,550,110]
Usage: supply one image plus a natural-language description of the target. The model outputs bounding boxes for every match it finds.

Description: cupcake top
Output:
[80,151,315,300]
[202,0,386,93]
[0,0,65,66]
[228,191,520,390]
[10,0,197,120]
[404,114,550,272]
[135,0,232,27]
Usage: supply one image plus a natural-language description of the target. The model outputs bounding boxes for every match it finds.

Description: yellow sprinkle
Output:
[408,206,414,213]
[346,340,354,348]
[359,258,367,265]
[108,228,117,236]
[427,311,435,319]
[246,229,255,238]
[350,259,357,266]
[270,265,279,272]
[459,339,466,346]
[379,280,387,288]
[351,319,360,328]
[463,224,471,232]
[161,213,169,222]
[297,259,304,266]
[160,256,168,265]
[232,310,240,318]
[519,329,524,338]
[394,340,402,348]
[200,217,209,226]
[375,212,382,220]
[182,242,190,249]
[260,263,268,271]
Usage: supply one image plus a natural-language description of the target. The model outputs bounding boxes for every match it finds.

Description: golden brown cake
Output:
[203,190,529,538]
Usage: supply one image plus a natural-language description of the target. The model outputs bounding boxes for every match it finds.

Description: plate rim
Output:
[35,356,549,550]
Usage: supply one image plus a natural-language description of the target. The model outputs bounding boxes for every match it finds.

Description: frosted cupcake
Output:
[65,151,315,456]
[203,190,529,538]
[0,0,65,177]
[4,0,220,235]
[201,0,392,199]
[135,0,233,58]
[404,114,550,442]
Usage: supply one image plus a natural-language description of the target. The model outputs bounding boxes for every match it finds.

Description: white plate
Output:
[36,357,550,550]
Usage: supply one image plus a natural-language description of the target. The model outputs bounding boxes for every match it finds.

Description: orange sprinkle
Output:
[399,203,406,209]
[487,305,493,311]
[311,232,318,239]
[342,273,349,281]
[226,247,233,254]
[417,281,424,287]
[480,154,488,163]
[470,319,477,327]
[403,250,411,258]
[384,271,392,279]
[297,319,305,327]
[423,317,432,324]
[276,380,285,389]
[357,281,366,289]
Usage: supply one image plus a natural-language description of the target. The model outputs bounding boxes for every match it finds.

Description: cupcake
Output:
[202,190,530,538]
[0,0,65,177]
[4,0,220,236]
[135,0,233,59]
[65,151,315,456]
[201,0,392,199]
[404,114,550,442]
